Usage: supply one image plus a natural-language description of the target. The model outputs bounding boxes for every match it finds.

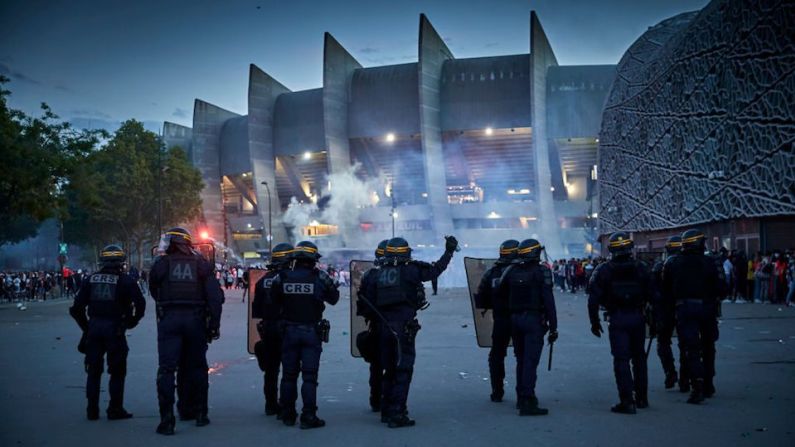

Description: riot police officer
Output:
[588,232,651,414]
[149,227,223,435]
[496,239,557,416]
[69,245,146,420]
[271,241,339,429]
[662,229,724,404]
[252,243,294,416]
[356,239,389,413]
[474,239,519,402]
[365,236,458,428]
[650,236,685,389]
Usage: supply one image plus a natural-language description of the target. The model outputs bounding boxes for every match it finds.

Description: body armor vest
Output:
[281,270,323,323]
[258,270,281,320]
[507,264,543,312]
[160,254,203,306]
[488,264,510,315]
[88,272,122,319]
[375,264,415,308]
[607,261,644,309]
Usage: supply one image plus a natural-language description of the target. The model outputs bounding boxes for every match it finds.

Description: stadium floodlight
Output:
[386,132,396,143]
[485,127,493,136]
[303,151,312,160]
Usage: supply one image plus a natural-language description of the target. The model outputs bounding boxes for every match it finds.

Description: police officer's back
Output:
[365,236,458,428]
[148,227,223,435]
[356,239,389,413]
[251,243,294,416]
[270,241,339,429]
[474,239,519,403]
[69,245,145,420]
[587,232,651,414]
[662,229,724,403]
[650,236,683,389]
[496,239,557,415]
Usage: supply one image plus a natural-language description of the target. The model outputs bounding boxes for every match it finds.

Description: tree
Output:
[64,120,203,268]
[0,76,100,247]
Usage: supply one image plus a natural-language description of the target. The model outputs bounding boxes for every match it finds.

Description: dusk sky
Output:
[0,0,709,132]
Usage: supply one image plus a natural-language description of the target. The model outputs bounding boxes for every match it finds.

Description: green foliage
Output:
[0,75,101,246]
[64,120,203,267]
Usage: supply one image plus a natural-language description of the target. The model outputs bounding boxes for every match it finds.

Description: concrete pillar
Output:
[530,11,564,259]
[192,99,239,244]
[323,32,361,176]
[162,121,192,160]
[418,13,455,237]
[248,64,291,246]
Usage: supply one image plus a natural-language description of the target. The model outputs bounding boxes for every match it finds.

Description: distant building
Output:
[164,12,613,261]
[598,0,795,255]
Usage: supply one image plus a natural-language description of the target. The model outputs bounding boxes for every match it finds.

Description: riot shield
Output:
[246,268,267,355]
[464,257,509,348]
[349,260,375,358]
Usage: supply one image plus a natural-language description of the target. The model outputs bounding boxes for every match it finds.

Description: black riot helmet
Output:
[517,239,542,262]
[499,239,520,262]
[681,229,706,253]
[385,237,411,261]
[375,239,389,260]
[164,227,193,254]
[665,235,683,255]
[270,243,294,267]
[608,231,634,257]
[293,240,321,261]
[99,244,126,268]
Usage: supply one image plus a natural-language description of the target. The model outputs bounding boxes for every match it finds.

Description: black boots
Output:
[87,404,100,421]
[156,410,176,435]
[610,400,637,414]
[281,408,297,426]
[265,402,281,416]
[687,379,705,404]
[106,407,133,420]
[704,381,716,398]
[664,370,678,389]
[369,396,381,413]
[195,411,210,427]
[490,388,504,403]
[300,412,326,430]
[387,412,416,428]
[635,396,649,409]
[518,397,549,416]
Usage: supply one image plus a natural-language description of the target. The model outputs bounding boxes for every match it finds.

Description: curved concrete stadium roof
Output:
[273,88,325,156]
[440,54,531,131]
[546,65,615,139]
[219,115,250,175]
[349,63,420,138]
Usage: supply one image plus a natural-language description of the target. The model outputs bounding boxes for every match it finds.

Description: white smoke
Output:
[281,163,384,246]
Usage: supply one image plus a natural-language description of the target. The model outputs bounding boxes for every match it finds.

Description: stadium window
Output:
[480,73,485,81]
[500,71,504,79]
[490,71,495,81]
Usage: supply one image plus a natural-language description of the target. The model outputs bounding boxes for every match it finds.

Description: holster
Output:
[404,319,421,344]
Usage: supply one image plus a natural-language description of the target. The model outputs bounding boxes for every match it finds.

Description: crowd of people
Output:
[0,269,87,302]
[718,249,795,305]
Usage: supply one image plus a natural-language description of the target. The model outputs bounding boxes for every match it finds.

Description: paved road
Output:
[1,287,793,446]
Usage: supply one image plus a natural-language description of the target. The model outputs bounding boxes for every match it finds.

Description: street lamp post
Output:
[261,181,273,258]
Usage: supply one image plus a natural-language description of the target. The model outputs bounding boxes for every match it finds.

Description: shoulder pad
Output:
[409,260,432,268]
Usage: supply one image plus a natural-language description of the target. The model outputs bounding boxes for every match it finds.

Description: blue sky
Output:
[0,0,708,132]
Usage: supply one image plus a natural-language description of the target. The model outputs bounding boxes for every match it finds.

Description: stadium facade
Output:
[598,0,795,255]
[164,12,612,261]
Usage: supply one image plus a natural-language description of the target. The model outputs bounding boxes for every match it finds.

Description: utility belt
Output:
[510,308,543,315]
[400,319,422,344]
[284,319,331,343]
[156,304,206,319]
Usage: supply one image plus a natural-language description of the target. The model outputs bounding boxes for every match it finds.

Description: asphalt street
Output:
[1,287,793,446]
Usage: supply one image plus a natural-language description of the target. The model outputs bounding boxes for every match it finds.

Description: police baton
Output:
[358,293,402,367]
[547,341,554,371]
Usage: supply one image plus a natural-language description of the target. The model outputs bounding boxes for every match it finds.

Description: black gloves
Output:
[125,318,140,330]
[548,330,559,344]
[77,332,87,354]
[590,322,603,338]
[207,327,220,342]
[444,235,459,253]
[319,271,338,290]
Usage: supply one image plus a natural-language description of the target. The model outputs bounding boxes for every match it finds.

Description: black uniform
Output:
[149,251,223,423]
[588,257,651,408]
[474,260,513,401]
[271,263,339,421]
[496,261,557,404]
[252,268,284,415]
[357,263,384,412]
[651,257,687,388]
[662,251,723,401]
[364,251,452,422]
[70,267,146,417]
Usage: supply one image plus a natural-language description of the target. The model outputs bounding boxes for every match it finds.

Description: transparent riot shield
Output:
[349,260,375,358]
[464,257,508,348]
[247,268,267,355]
